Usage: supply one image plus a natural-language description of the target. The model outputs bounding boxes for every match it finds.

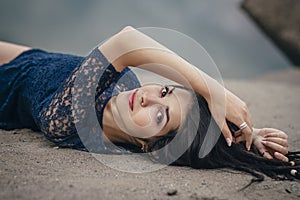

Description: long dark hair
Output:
[147,86,300,185]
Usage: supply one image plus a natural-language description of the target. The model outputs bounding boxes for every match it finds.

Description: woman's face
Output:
[110,84,192,139]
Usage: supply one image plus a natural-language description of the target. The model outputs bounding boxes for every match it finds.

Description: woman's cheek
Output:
[132,109,152,127]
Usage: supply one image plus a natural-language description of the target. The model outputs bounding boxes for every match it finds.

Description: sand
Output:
[1,68,300,200]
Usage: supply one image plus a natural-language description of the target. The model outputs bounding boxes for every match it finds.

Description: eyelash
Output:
[161,86,169,98]
[156,86,169,125]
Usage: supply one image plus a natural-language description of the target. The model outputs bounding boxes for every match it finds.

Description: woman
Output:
[0,26,299,182]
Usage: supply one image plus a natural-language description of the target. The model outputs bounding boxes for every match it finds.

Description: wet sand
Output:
[1,68,300,200]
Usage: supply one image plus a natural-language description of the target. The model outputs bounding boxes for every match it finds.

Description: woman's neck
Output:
[102,98,141,146]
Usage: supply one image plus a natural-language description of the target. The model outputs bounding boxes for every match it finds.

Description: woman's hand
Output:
[236,128,289,162]
[208,89,253,150]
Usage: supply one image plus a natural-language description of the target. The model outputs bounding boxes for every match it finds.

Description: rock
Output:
[167,189,177,196]
[242,0,300,65]
[285,188,291,193]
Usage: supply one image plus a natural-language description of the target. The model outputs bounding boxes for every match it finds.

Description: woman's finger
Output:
[234,130,242,137]
[235,134,245,143]
[263,137,288,147]
[254,141,269,157]
[274,152,289,162]
[262,151,274,160]
[261,140,288,155]
[256,143,274,159]
[242,125,253,151]
[234,120,252,150]
[222,123,233,147]
[244,107,253,132]
[265,131,288,139]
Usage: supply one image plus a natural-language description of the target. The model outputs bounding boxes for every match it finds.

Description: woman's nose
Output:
[141,92,162,107]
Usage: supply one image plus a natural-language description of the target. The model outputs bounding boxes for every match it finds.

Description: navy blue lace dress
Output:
[0,47,140,152]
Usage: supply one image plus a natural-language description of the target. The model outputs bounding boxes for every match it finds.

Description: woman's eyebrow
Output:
[168,87,175,94]
[163,107,170,129]
[163,87,174,128]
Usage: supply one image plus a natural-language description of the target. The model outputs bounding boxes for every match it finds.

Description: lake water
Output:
[0,0,291,79]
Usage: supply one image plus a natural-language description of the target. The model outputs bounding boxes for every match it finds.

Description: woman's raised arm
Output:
[99,26,253,149]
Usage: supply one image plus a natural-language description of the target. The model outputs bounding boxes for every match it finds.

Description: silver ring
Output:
[239,122,248,130]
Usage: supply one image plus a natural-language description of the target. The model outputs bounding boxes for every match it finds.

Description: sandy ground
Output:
[1,68,300,200]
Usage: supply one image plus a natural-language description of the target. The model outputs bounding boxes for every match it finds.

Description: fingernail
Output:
[226,138,232,147]
[261,141,266,144]
[247,146,251,151]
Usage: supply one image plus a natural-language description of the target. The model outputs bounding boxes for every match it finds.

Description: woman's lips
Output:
[129,89,137,111]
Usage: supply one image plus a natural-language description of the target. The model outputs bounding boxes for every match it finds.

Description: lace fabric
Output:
[0,48,140,152]
[0,49,84,130]
[38,48,140,151]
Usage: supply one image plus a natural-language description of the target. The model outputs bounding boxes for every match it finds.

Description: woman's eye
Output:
[161,86,169,97]
[156,111,164,125]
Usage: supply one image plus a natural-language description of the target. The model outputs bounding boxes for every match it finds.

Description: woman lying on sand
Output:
[0,26,299,182]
